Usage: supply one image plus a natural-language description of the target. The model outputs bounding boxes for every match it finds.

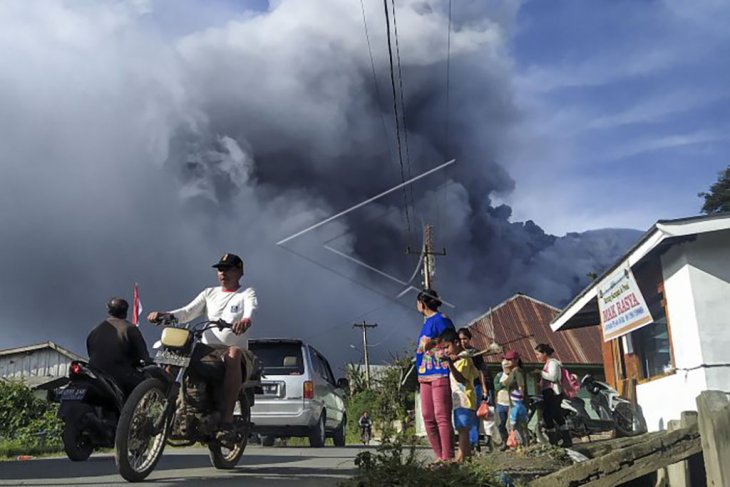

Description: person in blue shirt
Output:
[415,288,456,462]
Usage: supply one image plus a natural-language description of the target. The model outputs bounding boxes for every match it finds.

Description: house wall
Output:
[635,369,707,431]
[635,230,730,431]
[0,348,73,381]
[685,230,730,392]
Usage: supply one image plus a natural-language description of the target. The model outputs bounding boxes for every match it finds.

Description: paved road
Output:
[0,445,369,486]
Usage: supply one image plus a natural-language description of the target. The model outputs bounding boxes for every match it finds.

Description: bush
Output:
[346,389,378,444]
[0,380,48,438]
[0,380,63,457]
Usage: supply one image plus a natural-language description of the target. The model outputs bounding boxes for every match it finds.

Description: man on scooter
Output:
[147,253,257,443]
[87,297,150,395]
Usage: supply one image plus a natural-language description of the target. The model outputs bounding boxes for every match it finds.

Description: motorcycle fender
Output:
[58,401,94,423]
[143,365,174,383]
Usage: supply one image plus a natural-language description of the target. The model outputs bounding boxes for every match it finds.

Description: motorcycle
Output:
[113,317,261,482]
[53,361,125,461]
[527,374,646,444]
[577,375,646,437]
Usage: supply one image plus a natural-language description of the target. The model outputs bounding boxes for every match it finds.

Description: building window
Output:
[630,258,674,380]
[631,315,673,378]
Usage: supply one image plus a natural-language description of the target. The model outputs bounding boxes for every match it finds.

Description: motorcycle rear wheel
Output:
[62,422,93,461]
[208,393,250,469]
[114,378,170,482]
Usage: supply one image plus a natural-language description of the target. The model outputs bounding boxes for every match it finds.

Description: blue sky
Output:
[501,0,730,234]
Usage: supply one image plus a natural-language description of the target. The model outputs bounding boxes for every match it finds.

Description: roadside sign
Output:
[598,265,653,342]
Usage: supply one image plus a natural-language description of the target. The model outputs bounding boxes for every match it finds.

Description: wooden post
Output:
[666,412,698,487]
[696,390,730,487]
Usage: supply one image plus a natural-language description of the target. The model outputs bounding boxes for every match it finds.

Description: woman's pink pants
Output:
[420,377,454,460]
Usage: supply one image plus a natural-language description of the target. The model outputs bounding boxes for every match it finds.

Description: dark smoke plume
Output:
[0,1,639,367]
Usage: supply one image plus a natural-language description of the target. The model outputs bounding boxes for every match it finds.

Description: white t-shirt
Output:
[168,286,257,350]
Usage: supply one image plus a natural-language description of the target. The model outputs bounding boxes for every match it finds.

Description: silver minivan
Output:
[249,338,348,447]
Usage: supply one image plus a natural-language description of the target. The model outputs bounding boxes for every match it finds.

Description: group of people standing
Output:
[414,288,572,464]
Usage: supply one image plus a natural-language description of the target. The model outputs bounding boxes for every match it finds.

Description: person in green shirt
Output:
[494,350,526,450]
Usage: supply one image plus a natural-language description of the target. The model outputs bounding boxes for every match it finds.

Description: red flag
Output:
[132,283,143,326]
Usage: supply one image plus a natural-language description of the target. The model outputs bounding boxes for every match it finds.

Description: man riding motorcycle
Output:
[147,253,258,443]
[87,297,150,395]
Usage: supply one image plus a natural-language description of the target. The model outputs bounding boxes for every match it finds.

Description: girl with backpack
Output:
[534,343,573,447]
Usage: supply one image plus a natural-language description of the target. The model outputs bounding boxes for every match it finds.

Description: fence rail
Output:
[530,390,730,487]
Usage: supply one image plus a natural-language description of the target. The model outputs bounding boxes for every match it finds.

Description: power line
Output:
[358,0,398,185]
[382,0,414,249]
[439,0,453,236]
[445,0,453,154]
[277,244,413,313]
[389,0,416,230]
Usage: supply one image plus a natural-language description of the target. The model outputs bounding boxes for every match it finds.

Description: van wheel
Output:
[332,415,346,447]
[309,413,326,448]
[260,435,275,447]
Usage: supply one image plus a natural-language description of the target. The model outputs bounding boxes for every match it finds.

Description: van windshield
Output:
[249,342,304,375]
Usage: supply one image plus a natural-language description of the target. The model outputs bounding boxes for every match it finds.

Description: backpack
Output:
[560,366,580,399]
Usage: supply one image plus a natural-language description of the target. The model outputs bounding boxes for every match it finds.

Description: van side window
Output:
[310,348,334,385]
[309,347,325,379]
[322,358,336,385]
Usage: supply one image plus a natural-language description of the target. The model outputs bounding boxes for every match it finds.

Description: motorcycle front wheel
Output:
[114,378,170,482]
[613,402,643,437]
[208,392,250,469]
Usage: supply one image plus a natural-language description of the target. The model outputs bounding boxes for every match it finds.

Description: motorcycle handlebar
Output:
[150,314,177,326]
[193,319,231,334]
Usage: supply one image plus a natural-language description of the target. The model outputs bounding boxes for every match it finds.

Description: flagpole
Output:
[133,283,140,326]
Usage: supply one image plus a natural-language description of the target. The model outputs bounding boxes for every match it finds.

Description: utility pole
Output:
[353,321,378,388]
[408,224,446,290]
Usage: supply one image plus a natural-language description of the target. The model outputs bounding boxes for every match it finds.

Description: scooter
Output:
[54,361,126,461]
[527,374,645,444]
[577,374,645,438]
[54,360,166,461]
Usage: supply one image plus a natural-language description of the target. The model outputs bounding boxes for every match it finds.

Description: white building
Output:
[552,214,730,431]
[0,341,85,394]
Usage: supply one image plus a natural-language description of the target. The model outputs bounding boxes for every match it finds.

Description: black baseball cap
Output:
[212,253,244,270]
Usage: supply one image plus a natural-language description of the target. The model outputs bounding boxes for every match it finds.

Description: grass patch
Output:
[0,439,63,459]
[338,435,515,487]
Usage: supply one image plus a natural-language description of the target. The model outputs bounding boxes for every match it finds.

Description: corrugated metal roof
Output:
[0,341,85,361]
[466,294,602,366]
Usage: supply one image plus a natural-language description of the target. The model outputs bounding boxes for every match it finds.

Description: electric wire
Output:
[382,0,415,250]
[358,0,399,187]
[389,0,417,231]
[438,0,453,242]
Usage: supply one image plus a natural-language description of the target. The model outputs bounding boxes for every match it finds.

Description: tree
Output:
[345,363,369,396]
[699,165,730,214]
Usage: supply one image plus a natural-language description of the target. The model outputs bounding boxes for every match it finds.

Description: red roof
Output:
[466,294,603,366]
